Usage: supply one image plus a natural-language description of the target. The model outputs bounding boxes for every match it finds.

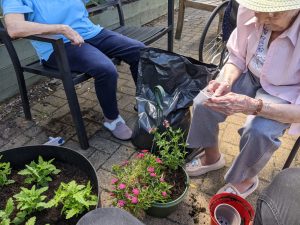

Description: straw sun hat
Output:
[235,0,300,12]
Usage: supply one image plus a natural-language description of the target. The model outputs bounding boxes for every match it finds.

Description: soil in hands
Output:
[0,162,98,225]
[164,168,187,200]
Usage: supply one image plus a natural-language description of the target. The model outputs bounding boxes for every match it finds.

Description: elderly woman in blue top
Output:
[1,0,145,140]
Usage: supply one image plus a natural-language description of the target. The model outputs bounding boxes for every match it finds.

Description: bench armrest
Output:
[24,34,63,44]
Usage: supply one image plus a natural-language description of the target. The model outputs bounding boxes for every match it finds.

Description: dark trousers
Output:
[254,168,300,225]
[44,29,145,120]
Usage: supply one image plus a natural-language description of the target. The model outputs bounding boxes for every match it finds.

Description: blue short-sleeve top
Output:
[1,0,103,60]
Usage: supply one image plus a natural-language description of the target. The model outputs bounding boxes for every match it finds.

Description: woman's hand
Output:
[60,25,84,46]
[204,92,259,116]
[206,80,232,97]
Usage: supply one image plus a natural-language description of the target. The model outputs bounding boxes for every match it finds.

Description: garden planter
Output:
[146,166,190,218]
[0,145,99,224]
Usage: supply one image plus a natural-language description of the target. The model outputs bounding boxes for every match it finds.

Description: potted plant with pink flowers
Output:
[110,120,190,218]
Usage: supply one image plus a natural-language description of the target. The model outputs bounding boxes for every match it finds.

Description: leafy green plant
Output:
[49,181,97,219]
[18,156,61,186]
[25,217,36,225]
[0,155,15,186]
[150,120,187,170]
[111,150,173,217]
[0,198,14,225]
[13,186,49,224]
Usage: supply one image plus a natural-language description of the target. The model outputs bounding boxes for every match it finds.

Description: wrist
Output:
[59,24,68,34]
[252,99,263,115]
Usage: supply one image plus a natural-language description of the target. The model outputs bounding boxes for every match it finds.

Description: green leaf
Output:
[25,217,36,225]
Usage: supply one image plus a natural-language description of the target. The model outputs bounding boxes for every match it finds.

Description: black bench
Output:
[0,0,174,149]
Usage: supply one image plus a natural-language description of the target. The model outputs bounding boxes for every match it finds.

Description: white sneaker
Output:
[185,153,225,177]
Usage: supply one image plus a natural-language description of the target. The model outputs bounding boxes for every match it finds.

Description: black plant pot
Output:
[0,145,100,205]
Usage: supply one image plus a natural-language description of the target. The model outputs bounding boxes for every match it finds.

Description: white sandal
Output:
[217,176,259,199]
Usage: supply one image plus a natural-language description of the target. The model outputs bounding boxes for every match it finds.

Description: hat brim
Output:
[235,0,300,12]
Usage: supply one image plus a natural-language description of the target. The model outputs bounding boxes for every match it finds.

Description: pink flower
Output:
[131,197,139,204]
[141,149,149,153]
[150,173,157,177]
[109,192,115,197]
[121,160,129,166]
[136,153,145,158]
[162,191,167,197]
[118,200,126,207]
[111,178,119,184]
[160,177,165,182]
[132,188,140,196]
[163,120,170,128]
[156,158,163,164]
[147,167,155,173]
[118,183,126,190]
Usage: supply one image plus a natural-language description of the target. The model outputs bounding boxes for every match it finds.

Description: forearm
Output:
[5,19,66,38]
[257,101,300,124]
[221,63,243,86]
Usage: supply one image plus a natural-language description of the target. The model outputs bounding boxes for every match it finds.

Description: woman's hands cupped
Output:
[203,92,257,116]
[207,80,232,97]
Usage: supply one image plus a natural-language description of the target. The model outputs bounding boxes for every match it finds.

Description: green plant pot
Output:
[146,166,190,218]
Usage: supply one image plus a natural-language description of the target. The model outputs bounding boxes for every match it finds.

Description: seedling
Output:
[0,198,14,225]
[18,156,61,186]
[49,181,97,219]
[13,185,49,224]
[0,155,15,186]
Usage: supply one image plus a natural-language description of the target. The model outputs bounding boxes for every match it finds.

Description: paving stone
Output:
[221,123,241,146]
[32,102,58,115]
[167,203,196,225]
[118,85,136,96]
[96,168,114,190]
[142,216,179,225]
[43,95,67,108]
[25,132,48,145]
[89,132,121,154]
[220,142,239,158]
[102,145,135,172]
[88,149,111,170]
[118,95,135,110]
[0,137,8,149]
[2,134,31,150]
[100,190,114,207]
[25,126,44,138]
[64,140,96,158]
[52,89,67,99]
[81,90,98,102]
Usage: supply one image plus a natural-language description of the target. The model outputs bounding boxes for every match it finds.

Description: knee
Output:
[271,168,300,187]
[192,97,206,114]
[91,63,118,82]
[241,124,270,142]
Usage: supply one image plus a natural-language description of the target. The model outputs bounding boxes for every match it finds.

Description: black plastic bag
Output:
[131,48,218,150]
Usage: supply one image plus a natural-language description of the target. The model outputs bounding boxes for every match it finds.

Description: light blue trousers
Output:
[187,71,290,183]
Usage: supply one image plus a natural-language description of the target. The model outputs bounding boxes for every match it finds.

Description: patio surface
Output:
[0,7,299,225]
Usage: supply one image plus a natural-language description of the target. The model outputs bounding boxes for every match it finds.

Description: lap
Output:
[85,29,145,60]
[46,42,116,75]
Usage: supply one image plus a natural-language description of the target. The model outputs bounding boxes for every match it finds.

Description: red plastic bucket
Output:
[209,193,255,225]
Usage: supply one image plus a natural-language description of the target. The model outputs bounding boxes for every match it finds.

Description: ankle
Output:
[104,115,119,123]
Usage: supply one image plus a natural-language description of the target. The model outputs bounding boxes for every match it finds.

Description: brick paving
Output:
[0,8,299,225]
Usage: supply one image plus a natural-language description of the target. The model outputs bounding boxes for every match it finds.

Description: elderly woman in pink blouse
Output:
[185,0,300,198]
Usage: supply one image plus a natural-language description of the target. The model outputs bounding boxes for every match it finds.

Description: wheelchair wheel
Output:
[199,0,229,68]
